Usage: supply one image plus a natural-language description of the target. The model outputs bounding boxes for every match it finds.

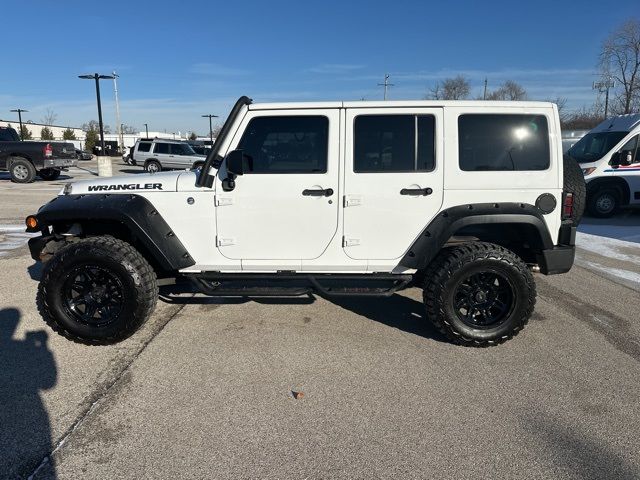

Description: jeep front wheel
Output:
[37,236,158,345]
[423,242,535,347]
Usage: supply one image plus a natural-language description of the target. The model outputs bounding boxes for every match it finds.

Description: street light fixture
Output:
[78,73,115,155]
[202,114,218,147]
[10,109,28,141]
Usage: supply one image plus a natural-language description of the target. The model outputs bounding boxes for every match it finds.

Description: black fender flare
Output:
[398,202,554,270]
[34,194,195,270]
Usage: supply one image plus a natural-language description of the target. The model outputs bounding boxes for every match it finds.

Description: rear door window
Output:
[353,115,435,172]
[137,142,152,152]
[154,143,169,154]
[458,114,550,171]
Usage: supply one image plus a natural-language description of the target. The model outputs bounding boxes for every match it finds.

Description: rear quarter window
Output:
[458,114,550,171]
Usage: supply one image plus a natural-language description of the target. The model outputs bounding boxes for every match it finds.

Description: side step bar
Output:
[186,273,413,298]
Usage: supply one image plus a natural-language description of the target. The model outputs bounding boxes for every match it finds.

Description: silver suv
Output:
[132,138,205,173]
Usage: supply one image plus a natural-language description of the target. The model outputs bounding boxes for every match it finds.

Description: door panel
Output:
[215,110,340,261]
[343,108,444,260]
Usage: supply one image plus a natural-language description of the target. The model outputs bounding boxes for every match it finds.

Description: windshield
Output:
[568,131,628,163]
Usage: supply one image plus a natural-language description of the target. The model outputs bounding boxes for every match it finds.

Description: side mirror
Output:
[225,149,252,176]
[610,150,633,168]
[609,151,621,168]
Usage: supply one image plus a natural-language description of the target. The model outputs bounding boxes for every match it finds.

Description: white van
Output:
[568,114,640,217]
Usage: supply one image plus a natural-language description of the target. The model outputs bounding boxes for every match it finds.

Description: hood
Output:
[63,171,183,195]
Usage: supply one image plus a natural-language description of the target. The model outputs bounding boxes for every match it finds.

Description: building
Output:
[0,119,85,147]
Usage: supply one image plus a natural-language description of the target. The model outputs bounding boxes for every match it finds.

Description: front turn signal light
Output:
[25,215,39,231]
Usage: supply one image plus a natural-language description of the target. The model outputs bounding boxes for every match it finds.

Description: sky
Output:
[1,0,638,135]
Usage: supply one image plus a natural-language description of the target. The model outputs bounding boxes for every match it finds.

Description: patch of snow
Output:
[578,259,640,289]
[576,232,640,267]
[0,225,38,257]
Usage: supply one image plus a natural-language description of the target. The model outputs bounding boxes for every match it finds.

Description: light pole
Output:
[10,109,28,141]
[144,123,149,138]
[113,71,124,152]
[593,75,615,119]
[78,73,115,155]
[202,114,218,146]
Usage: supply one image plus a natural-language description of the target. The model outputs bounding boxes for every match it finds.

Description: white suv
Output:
[26,96,584,347]
[131,138,205,173]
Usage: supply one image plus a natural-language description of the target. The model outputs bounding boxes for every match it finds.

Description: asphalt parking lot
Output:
[1,161,639,479]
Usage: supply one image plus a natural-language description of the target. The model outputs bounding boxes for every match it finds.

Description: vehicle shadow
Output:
[0,308,57,479]
[0,172,73,182]
[160,286,446,342]
[329,293,447,343]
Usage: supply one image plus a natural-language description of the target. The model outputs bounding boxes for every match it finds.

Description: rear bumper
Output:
[44,157,77,169]
[536,224,576,275]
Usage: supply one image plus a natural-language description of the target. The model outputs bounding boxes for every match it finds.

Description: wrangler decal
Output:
[87,183,163,192]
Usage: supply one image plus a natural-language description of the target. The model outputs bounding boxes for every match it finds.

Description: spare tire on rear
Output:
[563,155,586,226]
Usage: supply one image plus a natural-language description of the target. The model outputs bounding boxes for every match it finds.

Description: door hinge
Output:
[343,195,362,207]
[216,236,235,247]
[215,196,233,206]
[342,236,360,247]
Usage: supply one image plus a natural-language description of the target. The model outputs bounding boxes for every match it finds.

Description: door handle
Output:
[302,188,334,197]
[400,187,433,196]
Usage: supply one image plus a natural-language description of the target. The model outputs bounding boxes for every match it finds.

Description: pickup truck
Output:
[0,126,77,183]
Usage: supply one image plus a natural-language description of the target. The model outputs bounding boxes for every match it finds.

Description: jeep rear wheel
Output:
[10,158,36,183]
[37,236,158,345]
[423,242,535,347]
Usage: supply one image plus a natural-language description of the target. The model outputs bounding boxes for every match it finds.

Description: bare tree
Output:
[121,124,138,134]
[561,106,604,130]
[41,108,57,126]
[600,19,640,114]
[427,75,471,100]
[486,80,527,100]
[82,120,111,134]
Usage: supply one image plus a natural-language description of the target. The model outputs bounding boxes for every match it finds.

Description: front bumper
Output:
[44,157,77,169]
[28,234,54,261]
[536,225,576,275]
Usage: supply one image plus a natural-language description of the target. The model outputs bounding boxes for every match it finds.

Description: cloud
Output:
[189,63,249,76]
[307,64,365,74]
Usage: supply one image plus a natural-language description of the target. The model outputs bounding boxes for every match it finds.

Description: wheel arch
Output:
[586,177,630,205]
[33,194,195,273]
[399,203,555,271]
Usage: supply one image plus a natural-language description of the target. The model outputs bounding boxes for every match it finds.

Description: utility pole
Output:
[113,71,124,152]
[144,123,149,138]
[10,109,28,141]
[202,114,219,146]
[378,74,394,100]
[593,75,615,119]
[483,78,488,100]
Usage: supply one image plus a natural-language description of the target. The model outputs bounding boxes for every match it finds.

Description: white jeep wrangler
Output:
[27,96,585,347]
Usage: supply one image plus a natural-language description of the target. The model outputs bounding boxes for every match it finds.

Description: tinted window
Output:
[354,115,435,172]
[459,114,550,171]
[0,128,19,141]
[238,116,328,173]
[137,141,152,152]
[154,143,169,154]
[170,143,195,155]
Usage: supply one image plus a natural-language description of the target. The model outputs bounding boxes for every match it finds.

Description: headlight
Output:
[582,167,596,176]
[63,183,73,195]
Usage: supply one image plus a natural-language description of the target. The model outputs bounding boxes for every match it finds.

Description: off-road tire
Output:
[587,188,620,218]
[38,168,61,181]
[9,157,37,183]
[563,155,586,225]
[145,160,161,173]
[37,236,158,345]
[423,242,536,347]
